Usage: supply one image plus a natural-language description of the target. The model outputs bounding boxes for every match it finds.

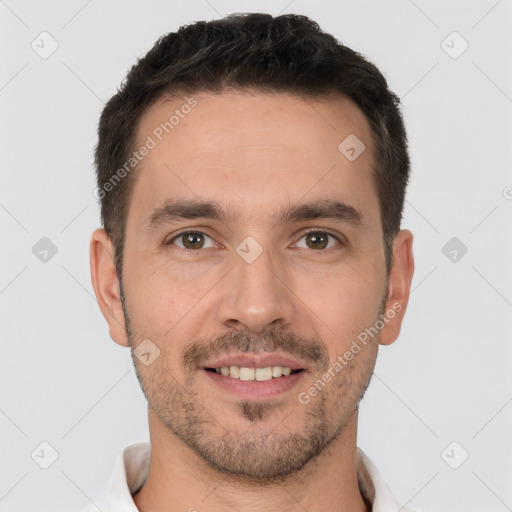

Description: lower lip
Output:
[203,369,306,399]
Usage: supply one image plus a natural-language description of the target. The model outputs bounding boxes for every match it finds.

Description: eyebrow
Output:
[144,198,364,231]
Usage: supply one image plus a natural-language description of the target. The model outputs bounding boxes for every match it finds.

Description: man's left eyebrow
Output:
[276,199,364,228]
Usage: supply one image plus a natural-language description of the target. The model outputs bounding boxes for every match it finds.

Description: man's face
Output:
[113,91,396,481]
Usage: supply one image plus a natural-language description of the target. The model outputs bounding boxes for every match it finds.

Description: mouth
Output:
[202,365,307,399]
[204,366,304,380]
[201,353,310,399]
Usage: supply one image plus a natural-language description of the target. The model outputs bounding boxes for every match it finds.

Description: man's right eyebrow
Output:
[144,199,235,231]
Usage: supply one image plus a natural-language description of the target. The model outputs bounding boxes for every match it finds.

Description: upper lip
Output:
[204,353,309,371]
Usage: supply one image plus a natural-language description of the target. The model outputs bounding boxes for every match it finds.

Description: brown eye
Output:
[169,231,215,250]
[306,232,328,249]
[295,231,340,250]
[182,232,205,249]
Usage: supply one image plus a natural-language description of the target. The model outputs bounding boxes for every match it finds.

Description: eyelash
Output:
[165,229,344,250]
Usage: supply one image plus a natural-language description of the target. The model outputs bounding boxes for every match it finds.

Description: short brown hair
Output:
[94,13,410,278]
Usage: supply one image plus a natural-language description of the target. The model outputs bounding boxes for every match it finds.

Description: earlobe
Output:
[379,229,414,346]
[89,228,129,347]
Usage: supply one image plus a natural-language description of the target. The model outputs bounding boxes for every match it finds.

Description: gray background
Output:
[1,1,511,511]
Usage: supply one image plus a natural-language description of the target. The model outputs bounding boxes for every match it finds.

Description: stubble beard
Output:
[119,279,382,484]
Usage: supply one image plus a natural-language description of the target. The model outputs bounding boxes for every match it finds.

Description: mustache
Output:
[182,328,329,372]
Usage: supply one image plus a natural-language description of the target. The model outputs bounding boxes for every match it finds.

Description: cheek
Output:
[133,349,184,409]
[298,267,384,354]
[124,254,216,322]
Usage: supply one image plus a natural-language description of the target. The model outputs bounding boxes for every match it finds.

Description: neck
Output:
[133,409,369,512]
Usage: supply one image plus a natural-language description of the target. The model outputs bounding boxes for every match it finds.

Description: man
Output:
[88,12,416,512]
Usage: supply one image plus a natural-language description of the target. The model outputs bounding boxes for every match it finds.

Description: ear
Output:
[379,229,414,346]
[89,228,129,347]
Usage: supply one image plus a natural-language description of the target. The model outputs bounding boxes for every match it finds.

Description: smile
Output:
[205,366,303,381]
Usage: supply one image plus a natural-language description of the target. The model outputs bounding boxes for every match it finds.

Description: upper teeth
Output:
[215,366,293,381]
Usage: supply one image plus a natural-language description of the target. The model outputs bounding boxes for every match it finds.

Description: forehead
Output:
[128,90,379,230]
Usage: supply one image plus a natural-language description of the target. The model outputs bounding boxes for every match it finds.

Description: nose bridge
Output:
[217,238,295,332]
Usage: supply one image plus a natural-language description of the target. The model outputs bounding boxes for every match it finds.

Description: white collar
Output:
[87,442,418,512]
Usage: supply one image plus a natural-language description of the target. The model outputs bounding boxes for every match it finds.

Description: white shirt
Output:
[82,442,420,512]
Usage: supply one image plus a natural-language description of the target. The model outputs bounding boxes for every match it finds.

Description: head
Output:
[90,13,414,482]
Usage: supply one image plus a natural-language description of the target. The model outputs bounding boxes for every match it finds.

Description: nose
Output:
[216,244,296,334]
